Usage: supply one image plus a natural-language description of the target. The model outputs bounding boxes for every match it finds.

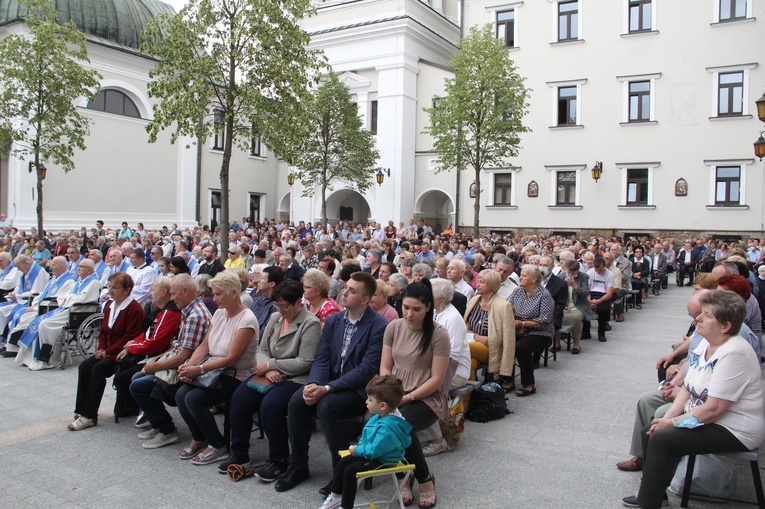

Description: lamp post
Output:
[591,161,603,183]
[287,173,295,224]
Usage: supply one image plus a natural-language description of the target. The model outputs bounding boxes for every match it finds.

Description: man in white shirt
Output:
[447,259,474,300]
[494,255,519,300]
[0,252,20,300]
[127,248,157,308]
[586,257,616,342]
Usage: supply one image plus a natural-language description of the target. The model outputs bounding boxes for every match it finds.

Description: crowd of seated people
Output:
[3,217,765,507]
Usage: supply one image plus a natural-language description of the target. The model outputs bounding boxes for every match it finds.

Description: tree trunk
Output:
[321,178,327,228]
[473,165,480,238]
[35,151,43,237]
[219,113,235,257]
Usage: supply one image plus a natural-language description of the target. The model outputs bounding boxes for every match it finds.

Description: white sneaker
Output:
[422,440,449,457]
[319,493,342,509]
[138,428,160,440]
[142,430,180,449]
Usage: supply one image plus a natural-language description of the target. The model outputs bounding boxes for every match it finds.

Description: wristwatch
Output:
[324,384,333,393]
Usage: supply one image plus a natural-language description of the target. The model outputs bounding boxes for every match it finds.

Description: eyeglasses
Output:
[275,302,294,310]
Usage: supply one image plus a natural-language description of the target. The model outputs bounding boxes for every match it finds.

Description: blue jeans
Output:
[175,376,240,448]
[129,373,176,435]
[229,378,302,464]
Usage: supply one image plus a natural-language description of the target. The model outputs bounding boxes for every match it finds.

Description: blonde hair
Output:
[208,270,243,295]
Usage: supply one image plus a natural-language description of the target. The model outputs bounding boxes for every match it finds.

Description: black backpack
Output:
[467,382,510,423]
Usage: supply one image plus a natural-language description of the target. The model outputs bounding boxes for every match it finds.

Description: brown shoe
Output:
[616,456,643,471]
[615,314,625,323]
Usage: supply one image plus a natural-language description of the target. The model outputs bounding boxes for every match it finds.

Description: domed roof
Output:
[0,0,176,55]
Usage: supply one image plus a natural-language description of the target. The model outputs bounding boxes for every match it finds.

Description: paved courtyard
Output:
[0,284,762,508]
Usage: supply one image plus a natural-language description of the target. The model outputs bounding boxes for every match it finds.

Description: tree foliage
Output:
[143,0,323,255]
[424,24,530,237]
[0,0,101,235]
[291,72,380,226]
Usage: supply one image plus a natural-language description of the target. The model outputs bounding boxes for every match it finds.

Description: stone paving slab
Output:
[0,285,762,508]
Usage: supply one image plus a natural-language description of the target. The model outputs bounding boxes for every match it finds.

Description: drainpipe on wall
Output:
[195,134,202,225]
[454,0,467,232]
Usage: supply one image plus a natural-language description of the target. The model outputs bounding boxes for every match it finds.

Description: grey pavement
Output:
[0,284,762,508]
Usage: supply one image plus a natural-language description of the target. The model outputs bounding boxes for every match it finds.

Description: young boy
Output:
[319,375,413,509]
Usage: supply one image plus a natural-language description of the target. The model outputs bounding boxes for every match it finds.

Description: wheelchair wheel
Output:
[76,313,103,358]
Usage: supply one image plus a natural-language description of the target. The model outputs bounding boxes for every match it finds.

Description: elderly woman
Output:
[554,260,593,355]
[112,276,182,418]
[175,271,259,465]
[68,273,145,430]
[31,241,51,266]
[302,268,341,326]
[223,281,321,476]
[400,257,417,284]
[380,280,448,508]
[224,246,245,269]
[623,290,765,509]
[369,279,399,323]
[464,270,515,391]
[412,263,433,283]
[510,264,554,397]
[387,273,408,318]
[194,273,218,314]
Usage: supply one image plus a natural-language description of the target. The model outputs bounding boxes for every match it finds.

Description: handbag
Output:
[246,374,279,394]
[149,350,179,385]
[187,366,226,389]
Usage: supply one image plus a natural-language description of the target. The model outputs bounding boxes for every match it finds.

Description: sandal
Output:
[179,441,208,460]
[400,474,414,506]
[227,463,256,482]
[418,474,437,509]
[67,416,96,431]
[572,347,581,355]
[515,386,536,397]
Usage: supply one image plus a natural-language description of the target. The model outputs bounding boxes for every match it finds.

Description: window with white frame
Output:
[558,86,577,126]
[706,64,755,118]
[556,171,577,205]
[250,132,263,157]
[618,73,659,124]
[212,110,225,151]
[558,1,579,41]
[617,162,658,206]
[496,9,516,47]
[628,0,652,32]
[719,0,747,21]
[705,159,752,207]
[87,89,142,119]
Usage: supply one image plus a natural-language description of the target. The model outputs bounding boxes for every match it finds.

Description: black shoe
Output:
[319,481,332,496]
[604,323,612,331]
[274,466,310,492]
[661,285,667,289]
[581,332,591,340]
[255,460,288,483]
[218,455,250,474]
[0,350,16,358]
[685,282,693,286]
[598,334,607,342]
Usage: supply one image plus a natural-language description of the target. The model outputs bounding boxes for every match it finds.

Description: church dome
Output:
[0,0,176,55]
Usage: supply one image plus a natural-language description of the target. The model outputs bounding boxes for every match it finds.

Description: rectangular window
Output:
[556,171,577,205]
[496,10,515,48]
[629,0,652,32]
[249,194,261,222]
[494,173,513,205]
[558,1,579,41]
[715,166,741,205]
[557,86,577,125]
[718,72,744,116]
[370,100,378,135]
[720,0,747,21]
[250,129,263,157]
[210,190,221,230]
[626,168,649,205]
[212,110,225,150]
[629,81,651,122]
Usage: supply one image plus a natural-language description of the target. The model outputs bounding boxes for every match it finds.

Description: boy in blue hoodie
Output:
[319,374,413,509]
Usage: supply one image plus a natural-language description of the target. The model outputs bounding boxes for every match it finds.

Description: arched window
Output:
[87,89,141,118]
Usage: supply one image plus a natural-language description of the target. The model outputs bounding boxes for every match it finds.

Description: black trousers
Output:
[398,401,435,484]
[75,355,119,420]
[589,292,611,332]
[331,455,382,509]
[678,263,695,285]
[515,334,552,387]
[112,363,143,417]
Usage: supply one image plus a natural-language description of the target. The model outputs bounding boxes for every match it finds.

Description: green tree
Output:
[424,24,530,237]
[143,0,323,255]
[292,72,379,226]
[0,0,101,235]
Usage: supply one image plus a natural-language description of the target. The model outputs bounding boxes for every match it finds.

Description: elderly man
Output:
[0,252,20,301]
[447,259,474,300]
[0,255,51,353]
[149,246,165,275]
[494,255,519,300]
[88,249,108,281]
[279,253,305,282]
[604,251,627,323]
[127,248,157,308]
[9,257,74,358]
[129,274,212,448]
[66,245,83,276]
[20,259,102,370]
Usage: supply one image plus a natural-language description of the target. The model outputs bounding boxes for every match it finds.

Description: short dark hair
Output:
[340,263,362,282]
[350,271,377,298]
[320,257,336,273]
[593,257,605,269]
[365,375,405,409]
[271,280,304,305]
[699,289,746,335]
[263,265,284,285]
[133,247,145,259]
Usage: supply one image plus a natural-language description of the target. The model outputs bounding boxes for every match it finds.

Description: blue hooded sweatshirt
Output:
[353,413,413,464]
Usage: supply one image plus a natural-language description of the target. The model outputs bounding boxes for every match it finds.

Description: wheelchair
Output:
[46,302,103,370]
